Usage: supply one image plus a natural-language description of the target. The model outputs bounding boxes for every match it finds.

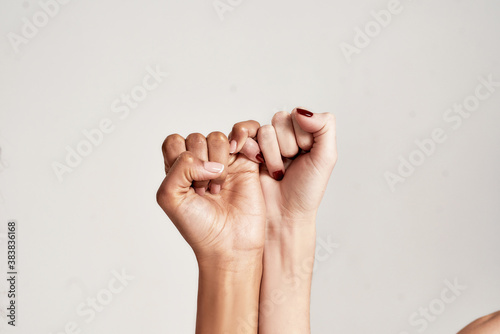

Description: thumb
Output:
[156,151,224,213]
[292,107,338,170]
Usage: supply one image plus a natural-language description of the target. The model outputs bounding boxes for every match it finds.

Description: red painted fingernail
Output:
[297,108,313,117]
[272,170,284,181]
[256,153,265,163]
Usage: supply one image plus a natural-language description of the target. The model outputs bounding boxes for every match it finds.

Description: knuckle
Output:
[325,113,336,125]
[233,121,259,136]
[249,120,260,129]
[258,124,276,139]
[162,133,184,152]
[156,186,165,205]
[156,184,176,214]
[156,183,170,208]
[207,131,228,143]
[271,111,290,126]
[232,122,244,131]
[186,132,206,146]
[232,123,247,137]
[178,151,195,164]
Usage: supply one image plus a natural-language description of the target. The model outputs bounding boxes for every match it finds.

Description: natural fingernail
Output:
[297,108,313,117]
[211,183,221,194]
[229,140,237,154]
[272,170,284,181]
[256,153,265,163]
[204,161,224,173]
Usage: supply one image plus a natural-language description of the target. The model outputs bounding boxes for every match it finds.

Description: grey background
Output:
[0,0,499,333]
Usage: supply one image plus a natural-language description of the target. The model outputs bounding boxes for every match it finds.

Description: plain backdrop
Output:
[0,0,499,333]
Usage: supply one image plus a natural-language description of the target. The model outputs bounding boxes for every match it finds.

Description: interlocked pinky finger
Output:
[257,125,285,181]
[291,108,314,151]
[272,111,299,158]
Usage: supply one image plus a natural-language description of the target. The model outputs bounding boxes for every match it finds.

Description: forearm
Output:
[458,311,500,334]
[196,256,263,334]
[259,222,316,334]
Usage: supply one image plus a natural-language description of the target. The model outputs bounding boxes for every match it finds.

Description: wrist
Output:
[263,219,316,290]
[266,212,317,231]
[266,203,317,222]
[266,217,316,252]
[196,256,262,334]
[259,225,314,334]
[196,249,263,274]
[264,229,316,276]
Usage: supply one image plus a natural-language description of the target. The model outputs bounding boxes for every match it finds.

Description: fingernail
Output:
[272,170,284,181]
[204,161,224,173]
[256,153,265,163]
[195,187,206,196]
[211,183,221,194]
[297,108,313,117]
[229,140,237,154]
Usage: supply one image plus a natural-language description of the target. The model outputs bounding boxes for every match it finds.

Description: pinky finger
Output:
[291,109,314,151]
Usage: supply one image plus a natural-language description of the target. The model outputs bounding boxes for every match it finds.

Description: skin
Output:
[157,108,337,333]
[156,131,266,334]
[157,108,497,333]
[230,108,337,333]
[459,311,500,334]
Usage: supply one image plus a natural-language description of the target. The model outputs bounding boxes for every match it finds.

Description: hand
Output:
[156,131,266,334]
[156,131,266,265]
[231,107,337,333]
[230,108,337,226]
